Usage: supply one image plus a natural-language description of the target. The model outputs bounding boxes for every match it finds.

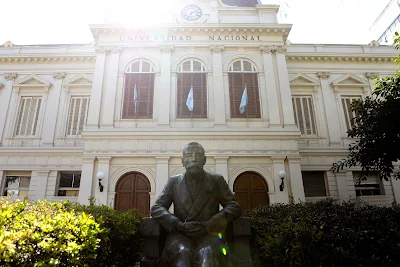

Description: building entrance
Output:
[115,172,150,214]
[233,171,269,211]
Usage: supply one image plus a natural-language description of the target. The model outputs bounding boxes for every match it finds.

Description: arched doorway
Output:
[115,172,151,214]
[233,171,269,211]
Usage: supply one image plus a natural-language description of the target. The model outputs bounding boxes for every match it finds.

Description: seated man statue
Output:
[150,142,242,267]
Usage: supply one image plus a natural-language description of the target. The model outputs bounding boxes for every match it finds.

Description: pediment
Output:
[331,74,368,87]
[289,74,319,86]
[63,74,93,88]
[13,74,52,89]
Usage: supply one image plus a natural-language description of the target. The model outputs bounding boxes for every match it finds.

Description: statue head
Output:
[182,142,207,176]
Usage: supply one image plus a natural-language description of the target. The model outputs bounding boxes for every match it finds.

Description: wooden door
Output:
[234,172,268,211]
[115,172,150,214]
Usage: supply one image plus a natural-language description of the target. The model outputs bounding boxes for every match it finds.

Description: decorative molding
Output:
[290,73,320,92]
[13,74,52,91]
[260,45,287,54]
[368,40,379,47]
[287,55,396,63]
[63,74,93,88]
[95,46,122,54]
[3,41,14,47]
[331,73,369,93]
[0,56,95,64]
[4,73,17,81]
[160,45,174,53]
[228,164,274,192]
[365,72,379,79]
[210,45,224,53]
[317,72,330,79]
[95,46,107,54]
[53,72,66,79]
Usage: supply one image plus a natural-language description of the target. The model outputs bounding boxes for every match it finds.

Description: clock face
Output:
[181,5,202,21]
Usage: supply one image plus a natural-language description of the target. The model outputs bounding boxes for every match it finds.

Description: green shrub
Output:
[64,201,143,267]
[0,199,102,266]
[248,199,400,267]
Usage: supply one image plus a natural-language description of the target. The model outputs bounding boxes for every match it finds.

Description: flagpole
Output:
[245,83,249,128]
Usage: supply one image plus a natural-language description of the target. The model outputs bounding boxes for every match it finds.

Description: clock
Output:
[181,5,202,21]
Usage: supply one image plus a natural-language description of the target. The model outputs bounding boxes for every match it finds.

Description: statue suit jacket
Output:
[150,171,242,233]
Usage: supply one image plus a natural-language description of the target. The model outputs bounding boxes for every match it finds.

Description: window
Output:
[353,171,382,196]
[66,96,90,136]
[15,97,42,136]
[228,59,260,118]
[302,171,327,197]
[57,172,81,197]
[177,59,207,118]
[292,96,317,136]
[341,96,361,131]
[122,60,155,119]
[2,176,30,197]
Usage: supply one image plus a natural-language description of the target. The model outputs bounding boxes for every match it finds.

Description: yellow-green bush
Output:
[0,199,102,266]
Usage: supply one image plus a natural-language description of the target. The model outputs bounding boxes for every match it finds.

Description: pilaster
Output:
[41,73,65,146]
[78,157,96,205]
[272,157,289,203]
[260,46,280,127]
[365,72,378,97]
[0,74,16,145]
[86,48,106,128]
[318,72,342,145]
[335,172,350,201]
[391,177,400,204]
[214,156,229,183]
[287,158,305,203]
[95,157,111,205]
[211,46,226,126]
[155,157,170,197]
[158,45,173,126]
[101,47,122,127]
[0,171,4,189]
[29,171,50,201]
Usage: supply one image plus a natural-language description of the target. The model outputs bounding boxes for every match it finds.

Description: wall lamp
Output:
[278,170,286,192]
[96,171,105,192]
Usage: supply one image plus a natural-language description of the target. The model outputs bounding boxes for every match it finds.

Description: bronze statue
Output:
[150,142,242,266]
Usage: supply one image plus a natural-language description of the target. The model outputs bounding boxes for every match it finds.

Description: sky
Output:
[0,0,391,46]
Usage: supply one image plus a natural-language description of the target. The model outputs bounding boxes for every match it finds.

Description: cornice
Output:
[0,55,96,64]
[286,54,396,63]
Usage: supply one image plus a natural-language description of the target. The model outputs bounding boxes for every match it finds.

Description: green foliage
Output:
[0,199,102,266]
[248,199,400,267]
[332,40,400,180]
[63,202,143,267]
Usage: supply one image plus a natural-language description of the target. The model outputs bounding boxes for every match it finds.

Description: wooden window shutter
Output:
[302,171,327,197]
[229,73,260,118]
[177,73,207,118]
[292,96,317,136]
[15,97,41,136]
[341,96,361,131]
[122,73,154,119]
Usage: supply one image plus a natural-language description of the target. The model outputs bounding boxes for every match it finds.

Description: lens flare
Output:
[221,247,227,256]
[218,233,223,239]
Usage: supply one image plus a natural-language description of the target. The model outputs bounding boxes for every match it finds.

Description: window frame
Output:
[56,172,81,197]
[353,171,383,197]
[340,95,363,133]
[65,96,90,137]
[176,59,208,119]
[227,59,261,119]
[291,95,318,136]
[14,96,42,137]
[122,60,155,119]
[301,171,328,198]
[2,176,31,198]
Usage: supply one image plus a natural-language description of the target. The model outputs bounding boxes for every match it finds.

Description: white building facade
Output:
[1,0,400,212]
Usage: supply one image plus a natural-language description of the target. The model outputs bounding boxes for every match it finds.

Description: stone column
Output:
[86,47,107,129]
[95,157,111,205]
[101,47,121,127]
[335,172,350,201]
[155,157,170,197]
[275,47,296,127]
[260,47,280,127]
[158,45,173,126]
[215,156,229,183]
[0,170,4,189]
[318,72,342,145]
[41,73,65,146]
[365,72,378,97]
[28,171,49,201]
[211,46,226,126]
[0,73,16,145]
[78,157,96,205]
[272,157,289,203]
[287,158,305,203]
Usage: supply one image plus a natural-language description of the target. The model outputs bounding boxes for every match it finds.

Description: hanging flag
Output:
[186,86,194,112]
[239,86,248,114]
[133,84,138,113]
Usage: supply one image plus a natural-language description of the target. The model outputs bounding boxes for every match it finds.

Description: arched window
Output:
[177,59,207,118]
[228,59,260,118]
[122,60,155,119]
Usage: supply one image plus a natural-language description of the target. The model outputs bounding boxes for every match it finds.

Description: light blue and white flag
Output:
[239,86,248,114]
[186,86,194,112]
[133,84,138,113]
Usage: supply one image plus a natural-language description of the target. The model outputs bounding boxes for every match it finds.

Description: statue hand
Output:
[206,215,228,235]
[178,221,206,238]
